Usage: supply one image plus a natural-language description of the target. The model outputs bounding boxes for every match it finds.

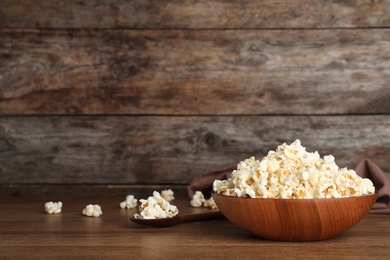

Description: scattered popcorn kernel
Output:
[161,189,175,202]
[45,201,62,214]
[82,204,102,217]
[204,197,218,209]
[190,191,206,207]
[120,195,138,209]
[213,139,375,199]
[133,191,179,219]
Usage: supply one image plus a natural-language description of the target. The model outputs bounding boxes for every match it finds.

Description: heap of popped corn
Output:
[133,191,179,219]
[213,139,375,199]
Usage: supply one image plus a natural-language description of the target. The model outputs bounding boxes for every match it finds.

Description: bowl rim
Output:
[211,191,378,201]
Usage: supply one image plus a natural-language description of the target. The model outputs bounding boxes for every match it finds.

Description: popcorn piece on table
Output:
[213,139,375,199]
[82,204,102,217]
[161,189,175,202]
[45,201,62,214]
[203,197,218,210]
[190,191,206,207]
[120,195,138,209]
[133,191,179,219]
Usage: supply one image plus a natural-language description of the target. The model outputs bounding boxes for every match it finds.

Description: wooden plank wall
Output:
[0,0,389,196]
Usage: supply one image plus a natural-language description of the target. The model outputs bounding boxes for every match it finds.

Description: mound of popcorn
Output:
[133,191,179,219]
[213,139,375,199]
[120,195,138,209]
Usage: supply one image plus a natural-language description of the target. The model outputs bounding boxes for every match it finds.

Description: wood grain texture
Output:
[0,115,389,184]
[1,28,390,115]
[1,1,389,197]
[0,184,189,198]
[0,197,389,259]
[1,0,390,29]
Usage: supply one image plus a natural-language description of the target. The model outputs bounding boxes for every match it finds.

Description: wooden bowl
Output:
[212,193,377,241]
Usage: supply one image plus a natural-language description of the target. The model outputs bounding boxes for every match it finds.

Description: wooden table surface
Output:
[1,196,389,259]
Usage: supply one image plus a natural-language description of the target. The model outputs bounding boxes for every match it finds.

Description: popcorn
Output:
[82,204,102,217]
[120,195,138,209]
[45,201,62,214]
[213,139,375,199]
[204,197,218,210]
[133,191,179,219]
[190,191,219,209]
[213,180,233,196]
[161,189,175,202]
[190,191,206,207]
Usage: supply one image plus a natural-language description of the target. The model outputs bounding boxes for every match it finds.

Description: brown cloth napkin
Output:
[188,159,390,214]
[355,159,390,214]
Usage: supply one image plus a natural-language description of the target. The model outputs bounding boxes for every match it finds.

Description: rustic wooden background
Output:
[0,0,389,197]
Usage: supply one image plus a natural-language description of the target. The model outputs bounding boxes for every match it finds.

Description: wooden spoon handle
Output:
[178,211,225,224]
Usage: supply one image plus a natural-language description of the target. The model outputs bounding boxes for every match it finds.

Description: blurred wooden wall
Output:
[0,0,389,196]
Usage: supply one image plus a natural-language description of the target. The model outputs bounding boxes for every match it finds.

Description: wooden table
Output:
[1,196,389,259]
